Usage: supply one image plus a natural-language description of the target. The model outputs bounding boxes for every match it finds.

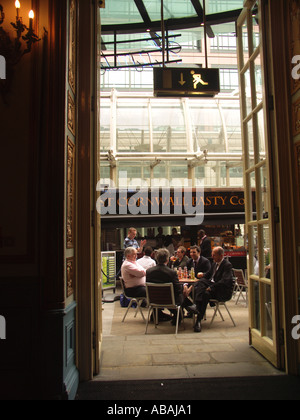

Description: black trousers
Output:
[194,280,230,321]
[125,286,146,298]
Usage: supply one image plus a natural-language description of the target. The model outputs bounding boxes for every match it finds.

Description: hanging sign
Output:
[154,67,220,98]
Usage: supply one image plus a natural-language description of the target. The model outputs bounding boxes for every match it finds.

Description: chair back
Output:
[120,277,127,296]
[233,269,246,286]
[146,283,175,307]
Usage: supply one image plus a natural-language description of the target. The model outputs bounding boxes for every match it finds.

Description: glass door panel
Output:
[237,1,279,367]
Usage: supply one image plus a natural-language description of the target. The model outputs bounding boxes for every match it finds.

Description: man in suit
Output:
[146,248,184,325]
[198,229,212,259]
[193,246,234,332]
[187,245,211,278]
[183,245,211,316]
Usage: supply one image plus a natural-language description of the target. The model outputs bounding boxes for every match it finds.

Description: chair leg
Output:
[209,304,219,328]
[224,303,236,327]
[122,299,135,322]
[180,307,185,330]
[145,307,152,334]
[217,307,225,321]
[175,307,181,335]
[136,300,146,322]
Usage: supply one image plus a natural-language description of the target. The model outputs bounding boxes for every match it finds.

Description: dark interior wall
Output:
[0,0,78,399]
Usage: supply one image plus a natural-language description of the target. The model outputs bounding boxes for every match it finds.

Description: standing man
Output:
[193,247,234,332]
[198,230,212,259]
[137,246,156,270]
[124,227,147,254]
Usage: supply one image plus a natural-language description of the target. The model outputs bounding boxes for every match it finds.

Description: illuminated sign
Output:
[154,67,220,97]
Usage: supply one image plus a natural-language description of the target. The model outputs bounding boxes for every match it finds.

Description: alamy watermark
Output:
[291,315,300,340]
[0,55,6,80]
[0,315,6,340]
[97,172,205,226]
[292,55,300,80]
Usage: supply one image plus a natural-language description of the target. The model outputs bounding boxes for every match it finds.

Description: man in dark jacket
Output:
[193,246,234,332]
[146,248,184,324]
[198,229,212,259]
[187,245,211,278]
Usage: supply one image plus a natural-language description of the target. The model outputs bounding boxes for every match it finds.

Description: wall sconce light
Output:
[0,1,41,102]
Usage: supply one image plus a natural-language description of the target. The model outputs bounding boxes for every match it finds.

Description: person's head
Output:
[164,235,172,247]
[190,245,201,261]
[198,229,206,239]
[176,246,186,260]
[172,228,178,235]
[212,246,224,263]
[144,246,153,257]
[156,248,170,265]
[124,247,137,261]
[157,227,163,234]
[128,227,137,239]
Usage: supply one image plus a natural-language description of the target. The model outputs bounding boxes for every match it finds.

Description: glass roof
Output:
[101,0,244,33]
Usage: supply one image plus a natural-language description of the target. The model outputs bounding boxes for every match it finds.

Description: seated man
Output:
[137,246,156,270]
[171,246,189,269]
[183,245,211,315]
[193,246,234,333]
[121,247,147,298]
[187,245,211,278]
[146,248,184,324]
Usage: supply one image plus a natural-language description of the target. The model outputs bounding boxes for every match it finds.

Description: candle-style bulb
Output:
[29,10,34,30]
[15,1,21,20]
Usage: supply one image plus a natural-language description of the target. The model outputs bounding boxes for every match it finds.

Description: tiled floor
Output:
[96,288,284,382]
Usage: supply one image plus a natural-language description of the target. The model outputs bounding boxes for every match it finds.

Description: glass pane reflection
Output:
[253,280,260,331]
[263,283,273,340]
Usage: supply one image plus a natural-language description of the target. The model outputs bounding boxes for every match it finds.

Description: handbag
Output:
[120,294,137,308]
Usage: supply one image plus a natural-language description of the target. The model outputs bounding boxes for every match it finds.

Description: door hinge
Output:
[92,332,96,349]
[274,207,280,223]
[269,95,274,111]
[279,328,285,346]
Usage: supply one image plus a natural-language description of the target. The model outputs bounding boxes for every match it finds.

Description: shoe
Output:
[159,312,172,322]
[186,304,199,315]
[194,320,202,333]
[151,312,172,322]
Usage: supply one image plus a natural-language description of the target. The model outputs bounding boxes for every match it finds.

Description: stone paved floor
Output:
[96,289,284,382]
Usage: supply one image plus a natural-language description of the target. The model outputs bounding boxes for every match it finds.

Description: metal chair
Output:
[233,269,248,306]
[120,277,146,323]
[209,276,236,328]
[208,300,236,328]
[145,283,185,335]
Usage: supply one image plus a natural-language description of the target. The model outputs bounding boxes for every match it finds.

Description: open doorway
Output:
[92,0,296,381]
